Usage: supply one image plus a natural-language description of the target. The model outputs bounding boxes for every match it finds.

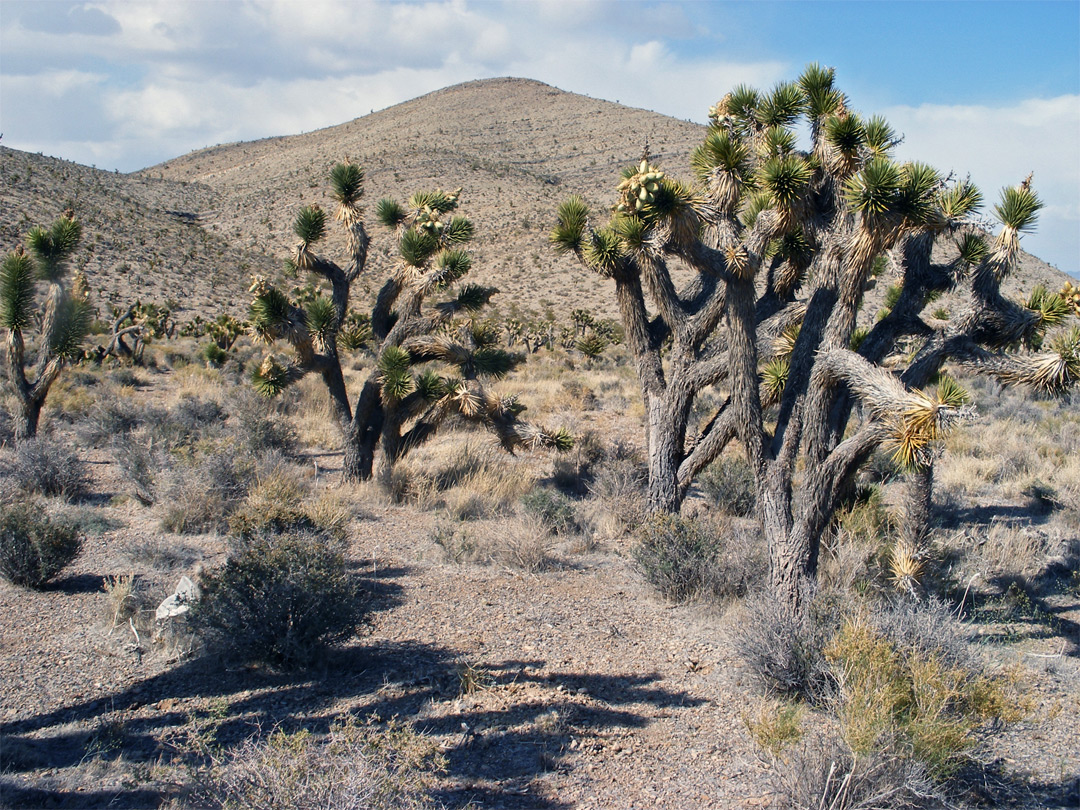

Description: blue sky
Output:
[1,0,1077,272]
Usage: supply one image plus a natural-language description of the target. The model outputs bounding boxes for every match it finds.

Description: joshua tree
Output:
[250,162,571,484]
[553,65,1078,613]
[1,214,93,440]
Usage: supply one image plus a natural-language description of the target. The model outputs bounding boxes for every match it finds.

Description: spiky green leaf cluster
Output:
[329,163,364,206]
[252,355,295,398]
[378,345,414,401]
[895,162,941,225]
[691,129,751,182]
[759,155,811,208]
[26,216,81,283]
[955,233,989,267]
[46,294,93,361]
[756,82,804,128]
[375,198,407,228]
[825,114,864,154]
[582,229,623,277]
[304,295,337,350]
[994,184,1042,233]
[844,157,902,217]
[862,116,897,158]
[937,181,982,222]
[408,189,460,214]
[432,249,472,287]
[551,196,589,254]
[249,285,293,343]
[452,283,496,313]
[1025,286,1071,331]
[293,205,327,246]
[399,228,438,267]
[0,251,36,330]
[800,63,843,119]
[339,311,372,351]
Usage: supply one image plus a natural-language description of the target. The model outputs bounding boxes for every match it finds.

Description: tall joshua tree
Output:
[250,162,571,484]
[553,65,1078,613]
[1,214,93,440]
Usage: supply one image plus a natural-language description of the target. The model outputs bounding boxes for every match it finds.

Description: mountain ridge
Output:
[1,77,1072,326]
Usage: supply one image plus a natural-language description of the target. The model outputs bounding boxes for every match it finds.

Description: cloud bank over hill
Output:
[1,0,1076,272]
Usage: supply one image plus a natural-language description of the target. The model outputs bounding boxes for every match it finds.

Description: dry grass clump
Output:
[770,732,938,810]
[743,698,805,757]
[520,486,580,535]
[0,502,82,589]
[740,595,1028,807]
[175,717,444,810]
[429,513,555,572]
[391,436,536,519]
[580,441,648,540]
[0,436,89,501]
[160,449,258,534]
[228,462,351,541]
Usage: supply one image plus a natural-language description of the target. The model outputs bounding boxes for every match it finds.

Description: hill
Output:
[1,77,1072,325]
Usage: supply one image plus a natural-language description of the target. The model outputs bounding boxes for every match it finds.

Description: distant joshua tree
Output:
[1,214,93,440]
[249,162,571,485]
[553,65,1078,614]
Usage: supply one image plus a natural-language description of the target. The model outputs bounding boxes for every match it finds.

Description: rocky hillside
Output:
[1,77,1072,325]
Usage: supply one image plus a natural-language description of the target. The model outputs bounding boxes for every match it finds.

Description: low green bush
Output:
[633,513,765,603]
[193,530,364,669]
[521,487,579,535]
[698,454,756,516]
[1,437,89,501]
[0,503,82,589]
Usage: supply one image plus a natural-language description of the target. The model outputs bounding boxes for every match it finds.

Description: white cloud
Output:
[886,95,1080,272]
[1,0,1075,270]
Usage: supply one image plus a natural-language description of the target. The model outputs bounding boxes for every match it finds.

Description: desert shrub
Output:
[699,454,756,516]
[825,612,1025,779]
[120,535,202,572]
[0,436,89,501]
[771,733,938,810]
[193,530,364,668]
[551,430,606,494]
[76,394,142,447]
[733,591,839,701]
[227,388,296,457]
[0,402,16,447]
[112,428,162,505]
[521,486,579,535]
[583,444,648,538]
[161,449,256,534]
[180,716,443,810]
[0,503,82,588]
[633,513,765,603]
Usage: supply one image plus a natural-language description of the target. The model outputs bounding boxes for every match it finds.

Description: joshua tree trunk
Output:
[553,66,1076,621]
[13,397,43,441]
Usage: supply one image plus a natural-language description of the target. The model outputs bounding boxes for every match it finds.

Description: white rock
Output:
[156,575,200,620]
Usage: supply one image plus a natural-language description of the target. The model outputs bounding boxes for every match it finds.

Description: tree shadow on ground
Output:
[1,566,703,808]
[955,760,1080,809]
[47,572,109,594]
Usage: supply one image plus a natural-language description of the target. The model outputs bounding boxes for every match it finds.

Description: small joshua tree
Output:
[1,214,93,440]
[249,162,571,484]
[553,65,1078,614]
